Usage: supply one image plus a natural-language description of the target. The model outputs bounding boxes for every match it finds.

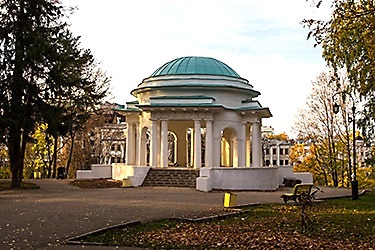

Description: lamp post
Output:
[333,95,359,200]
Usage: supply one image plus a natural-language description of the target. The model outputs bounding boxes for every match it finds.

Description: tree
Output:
[25,123,54,178]
[0,1,109,187]
[303,0,375,143]
[266,133,289,141]
[294,71,353,187]
[0,143,10,178]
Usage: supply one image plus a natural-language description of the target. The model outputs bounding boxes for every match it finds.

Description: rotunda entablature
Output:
[132,76,260,110]
[132,74,255,96]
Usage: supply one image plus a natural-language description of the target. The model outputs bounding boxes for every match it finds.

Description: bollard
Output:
[223,192,237,208]
[122,178,132,187]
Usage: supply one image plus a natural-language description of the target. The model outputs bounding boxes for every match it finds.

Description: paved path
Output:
[0,179,354,250]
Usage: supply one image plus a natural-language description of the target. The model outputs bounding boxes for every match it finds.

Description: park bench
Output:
[281,183,318,204]
[281,184,323,233]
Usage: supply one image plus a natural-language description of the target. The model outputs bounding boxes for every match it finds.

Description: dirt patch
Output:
[69,179,122,189]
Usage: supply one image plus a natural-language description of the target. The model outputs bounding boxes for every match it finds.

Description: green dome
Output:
[150,56,240,78]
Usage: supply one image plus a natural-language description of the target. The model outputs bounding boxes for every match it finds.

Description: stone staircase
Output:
[142,168,200,188]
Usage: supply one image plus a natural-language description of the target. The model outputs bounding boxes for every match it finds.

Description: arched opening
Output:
[168,131,177,166]
[145,130,150,166]
[221,128,237,167]
[186,128,193,167]
[185,126,206,168]
[140,127,150,166]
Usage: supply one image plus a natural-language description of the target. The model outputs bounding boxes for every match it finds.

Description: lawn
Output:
[73,191,375,249]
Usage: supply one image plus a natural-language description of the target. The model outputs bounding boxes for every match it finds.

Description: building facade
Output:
[90,103,126,165]
[263,140,291,167]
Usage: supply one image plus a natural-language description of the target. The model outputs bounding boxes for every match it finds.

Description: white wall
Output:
[197,167,279,191]
[112,164,150,187]
[76,164,112,179]
[197,166,314,192]
[112,163,134,180]
[278,166,313,185]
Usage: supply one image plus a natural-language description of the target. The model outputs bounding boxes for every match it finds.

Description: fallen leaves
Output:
[132,219,371,249]
[69,179,122,188]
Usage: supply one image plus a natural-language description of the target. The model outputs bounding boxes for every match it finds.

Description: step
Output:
[142,168,200,188]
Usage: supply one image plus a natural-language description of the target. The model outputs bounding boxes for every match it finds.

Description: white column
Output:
[204,120,213,168]
[133,123,139,165]
[125,122,135,165]
[137,125,146,166]
[160,120,169,168]
[194,119,201,169]
[150,120,159,168]
[238,122,247,168]
[246,125,251,167]
[190,128,194,167]
[232,138,238,167]
[277,144,280,166]
[251,121,262,167]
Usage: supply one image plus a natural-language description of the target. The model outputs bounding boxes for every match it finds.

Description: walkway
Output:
[0,179,354,250]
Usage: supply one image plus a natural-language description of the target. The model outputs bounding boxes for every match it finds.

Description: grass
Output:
[75,191,375,249]
[0,180,40,191]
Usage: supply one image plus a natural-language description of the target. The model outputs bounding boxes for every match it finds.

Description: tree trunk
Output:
[66,131,76,177]
[346,167,351,187]
[323,169,328,186]
[9,128,26,188]
[341,167,345,187]
[46,136,53,178]
[8,1,27,188]
[52,135,58,178]
[333,169,338,187]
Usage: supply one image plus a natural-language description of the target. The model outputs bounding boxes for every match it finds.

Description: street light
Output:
[333,95,359,200]
[333,103,340,114]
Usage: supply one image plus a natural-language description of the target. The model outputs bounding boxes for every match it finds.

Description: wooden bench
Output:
[281,184,316,204]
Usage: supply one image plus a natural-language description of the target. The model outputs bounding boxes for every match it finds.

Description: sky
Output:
[61,0,332,136]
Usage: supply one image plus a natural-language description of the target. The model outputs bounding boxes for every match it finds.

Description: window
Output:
[285,160,289,166]
[279,160,284,166]
[265,160,270,166]
[279,148,283,155]
[273,160,277,165]
[272,148,277,155]
[285,149,289,155]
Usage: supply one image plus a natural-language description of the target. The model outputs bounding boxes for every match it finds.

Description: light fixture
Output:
[333,103,340,114]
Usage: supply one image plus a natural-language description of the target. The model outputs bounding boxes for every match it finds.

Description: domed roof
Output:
[150,56,240,78]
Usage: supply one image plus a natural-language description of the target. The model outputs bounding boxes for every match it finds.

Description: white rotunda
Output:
[110,56,312,191]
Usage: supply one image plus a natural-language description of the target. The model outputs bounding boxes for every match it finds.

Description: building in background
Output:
[261,125,292,167]
[263,139,292,167]
[89,102,126,165]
